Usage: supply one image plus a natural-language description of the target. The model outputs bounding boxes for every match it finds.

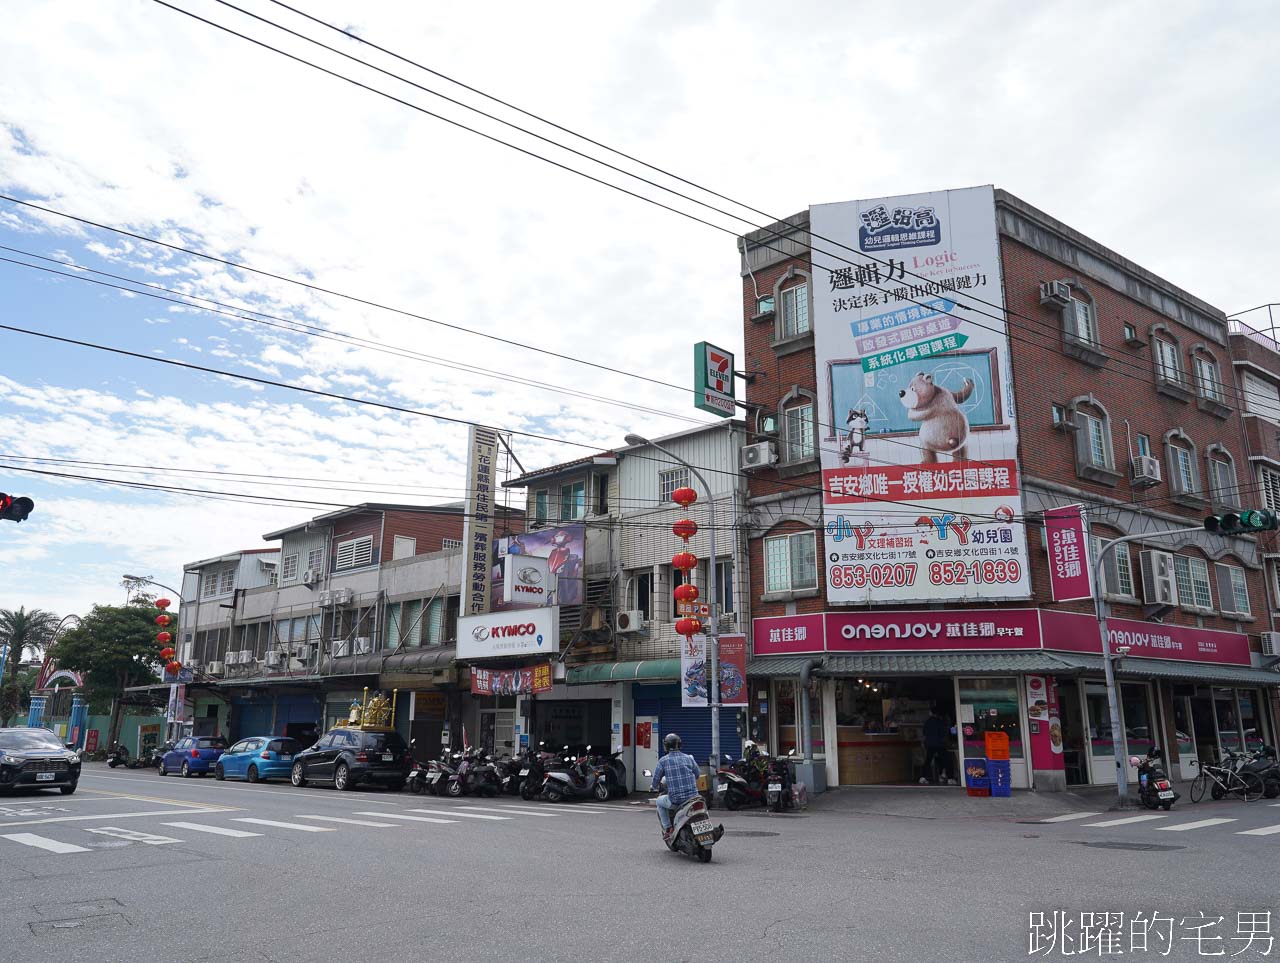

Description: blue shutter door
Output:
[636,684,742,767]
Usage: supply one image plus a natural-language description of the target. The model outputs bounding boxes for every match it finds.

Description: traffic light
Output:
[0,493,34,523]
[1204,509,1280,535]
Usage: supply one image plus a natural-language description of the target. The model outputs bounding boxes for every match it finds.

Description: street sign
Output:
[694,341,735,417]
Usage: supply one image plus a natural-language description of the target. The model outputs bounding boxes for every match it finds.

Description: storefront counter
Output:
[836,726,917,784]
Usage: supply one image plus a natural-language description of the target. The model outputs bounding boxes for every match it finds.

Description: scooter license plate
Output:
[519,768,529,776]
[768,782,782,792]
[1158,790,1175,799]
[427,772,441,782]
[715,783,727,793]
[36,772,55,782]
[690,819,714,835]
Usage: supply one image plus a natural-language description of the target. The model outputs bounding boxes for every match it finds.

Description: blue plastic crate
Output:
[990,782,1012,797]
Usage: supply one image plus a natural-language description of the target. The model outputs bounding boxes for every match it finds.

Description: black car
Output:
[289,726,411,791]
[0,727,82,795]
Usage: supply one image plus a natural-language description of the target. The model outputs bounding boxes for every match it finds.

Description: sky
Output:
[1,0,1277,620]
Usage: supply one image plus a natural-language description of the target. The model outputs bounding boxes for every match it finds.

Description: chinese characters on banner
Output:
[680,634,708,708]
[470,662,554,696]
[718,634,748,707]
[809,187,1031,604]
[461,426,499,616]
[1044,504,1093,602]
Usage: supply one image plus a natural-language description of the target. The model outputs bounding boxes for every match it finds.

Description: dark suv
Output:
[289,727,411,791]
[0,727,82,794]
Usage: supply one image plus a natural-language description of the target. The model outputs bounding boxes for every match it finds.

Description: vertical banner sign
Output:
[680,633,709,708]
[461,425,499,616]
[1044,504,1093,601]
[809,186,1031,604]
[717,633,748,707]
[694,341,736,417]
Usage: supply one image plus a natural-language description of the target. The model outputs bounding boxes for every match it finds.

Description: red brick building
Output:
[738,187,1279,792]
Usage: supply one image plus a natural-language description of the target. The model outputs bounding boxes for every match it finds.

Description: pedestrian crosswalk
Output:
[1037,803,1280,839]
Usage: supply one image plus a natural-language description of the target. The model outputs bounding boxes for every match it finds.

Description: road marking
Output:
[460,806,560,818]
[408,808,510,821]
[84,827,181,845]
[162,822,261,838]
[233,818,335,833]
[0,807,233,829]
[1237,823,1280,836]
[1154,818,1237,832]
[1039,812,1102,823]
[2,833,91,854]
[1082,814,1169,827]
[358,811,456,825]
[491,804,572,815]
[295,815,398,828]
[562,805,615,812]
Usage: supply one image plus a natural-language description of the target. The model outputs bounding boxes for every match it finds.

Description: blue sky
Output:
[2,0,1279,619]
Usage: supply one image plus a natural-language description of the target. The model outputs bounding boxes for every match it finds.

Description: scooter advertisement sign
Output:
[681,634,708,708]
[718,634,748,707]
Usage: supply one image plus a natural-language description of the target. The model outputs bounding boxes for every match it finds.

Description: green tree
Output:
[0,664,40,725]
[0,606,58,725]
[48,599,164,747]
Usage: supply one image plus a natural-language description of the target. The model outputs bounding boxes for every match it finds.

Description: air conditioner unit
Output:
[1130,455,1162,488]
[354,637,372,655]
[1259,632,1280,657]
[291,641,309,656]
[301,569,318,585]
[615,610,645,633]
[318,590,335,607]
[264,650,282,667]
[287,658,305,671]
[237,649,254,665]
[223,651,238,666]
[1039,280,1072,308]
[740,441,778,470]
[337,587,355,604]
[1139,549,1179,606]
[206,661,225,676]
[333,639,351,658]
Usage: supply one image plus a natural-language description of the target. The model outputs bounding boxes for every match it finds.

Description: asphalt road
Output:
[2,765,1279,963]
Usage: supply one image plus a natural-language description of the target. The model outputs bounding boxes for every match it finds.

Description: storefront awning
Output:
[820,652,1087,676]
[566,659,681,684]
[1050,653,1280,687]
[747,657,826,677]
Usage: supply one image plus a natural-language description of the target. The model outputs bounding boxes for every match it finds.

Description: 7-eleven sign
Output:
[694,341,735,417]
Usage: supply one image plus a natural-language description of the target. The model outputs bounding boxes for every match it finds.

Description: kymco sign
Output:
[457,607,560,659]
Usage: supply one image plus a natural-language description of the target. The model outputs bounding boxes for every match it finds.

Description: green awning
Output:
[566,659,681,684]
[747,657,826,677]
[819,652,1081,676]
[1050,653,1280,687]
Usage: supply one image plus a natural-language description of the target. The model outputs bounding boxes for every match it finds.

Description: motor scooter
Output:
[716,755,768,810]
[643,768,723,863]
[107,743,130,768]
[542,746,611,803]
[1132,747,1179,810]
[519,743,554,800]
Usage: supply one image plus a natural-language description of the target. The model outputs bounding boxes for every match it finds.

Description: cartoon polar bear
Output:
[898,372,975,463]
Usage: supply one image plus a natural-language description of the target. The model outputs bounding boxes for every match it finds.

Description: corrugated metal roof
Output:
[1052,653,1280,687]
[820,652,1076,675]
[746,657,825,677]
[566,659,681,684]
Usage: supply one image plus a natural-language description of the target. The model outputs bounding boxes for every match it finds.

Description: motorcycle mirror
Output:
[642,769,653,777]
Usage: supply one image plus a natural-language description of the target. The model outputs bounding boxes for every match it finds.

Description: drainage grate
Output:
[1079,841,1184,852]
[727,830,780,837]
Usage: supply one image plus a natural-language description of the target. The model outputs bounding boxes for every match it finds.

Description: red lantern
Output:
[675,617,702,637]
[671,486,697,508]
[155,614,171,627]
[673,583,699,603]
[159,647,175,660]
[165,661,182,674]
[672,518,698,541]
[671,551,697,572]
[155,598,171,610]
[156,631,172,644]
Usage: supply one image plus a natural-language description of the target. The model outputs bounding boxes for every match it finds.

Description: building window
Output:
[783,402,815,462]
[559,481,586,520]
[1089,535,1134,598]
[594,473,609,515]
[634,572,653,621]
[764,531,817,594]
[281,554,299,582]
[1173,555,1213,611]
[307,548,323,574]
[1242,372,1280,422]
[658,467,690,504]
[756,295,775,315]
[1164,432,1200,497]
[779,283,809,338]
[201,571,219,598]
[392,535,416,560]
[335,535,374,570]
[533,490,549,524]
[1070,397,1118,483]
[1123,323,1138,342]
[1083,411,1111,468]
[1070,297,1098,345]
[1205,447,1238,507]
[442,537,463,550]
[1261,467,1280,512]
[219,568,235,594]
[1154,337,1184,385]
[1136,434,1151,457]
[1214,563,1251,616]
[715,559,734,614]
[1193,352,1223,402]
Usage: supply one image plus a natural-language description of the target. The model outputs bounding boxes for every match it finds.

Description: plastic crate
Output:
[990,782,1012,797]
[966,785,992,797]
[984,731,1010,761]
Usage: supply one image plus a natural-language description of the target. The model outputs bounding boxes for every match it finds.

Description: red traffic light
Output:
[0,493,35,523]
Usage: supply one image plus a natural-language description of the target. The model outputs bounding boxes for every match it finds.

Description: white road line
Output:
[2,833,91,854]
[84,827,181,845]
[1083,814,1169,827]
[233,818,334,833]
[358,811,456,825]
[0,807,231,829]
[162,821,261,838]
[563,806,615,813]
[490,805,568,815]
[409,808,510,821]
[1154,818,1237,832]
[295,815,398,828]
[461,806,560,818]
[1237,824,1280,837]
[1039,812,1102,823]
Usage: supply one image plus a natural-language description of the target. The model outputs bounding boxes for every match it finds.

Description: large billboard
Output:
[461,425,499,617]
[492,524,585,610]
[810,186,1030,604]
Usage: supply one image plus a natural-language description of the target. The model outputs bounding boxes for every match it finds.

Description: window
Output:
[1242,372,1280,422]
[1083,412,1110,468]
[335,535,374,570]
[756,295,775,315]
[715,559,734,614]
[1136,434,1151,457]
[1165,436,1198,496]
[658,467,690,504]
[201,571,219,598]
[1173,555,1213,610]
[1123,323,1138,342]
[533,490,549,524]
[635,572,653,621]
[1206,448,1238,506]
[1070,398,1117,482]
[1214,563,1251,616]
[267,567,278,586]
[442,537,463,550]
[1155,338,1183,384]
[1089,535,1134,598]
[1193,353,1223,402]
[779,283,809,338]
[594,473,609,515]
[306,548,324,574]
[392,535,416,560]
[220,567,235,594]
[1261,468,1280,512]
[281,554,299,582]
[783,402,815,462]
[559,481,586,520]
[1070,298,1098,345]
[764,531,818,594]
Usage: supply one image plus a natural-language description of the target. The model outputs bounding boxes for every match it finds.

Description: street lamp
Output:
[122,574,185,606]
[624,434,722,784]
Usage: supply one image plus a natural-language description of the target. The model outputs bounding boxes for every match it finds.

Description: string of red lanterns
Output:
[154,598,181,676]
[671,487,702,642]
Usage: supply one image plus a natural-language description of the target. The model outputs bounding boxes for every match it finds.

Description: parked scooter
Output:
[1132,747,1179,810]
[1240,745,1280,800]
[644,768,723,863]
[716,755,769,810]
[147,742,173,771]
[519,743,554,800]
[590,746,629,799]
[766,752,796,812]
[445,747,501,798]
[542,745,611,803]
[107,743,130,768]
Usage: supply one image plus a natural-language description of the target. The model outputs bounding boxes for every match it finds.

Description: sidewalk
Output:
[803,783,1144,820]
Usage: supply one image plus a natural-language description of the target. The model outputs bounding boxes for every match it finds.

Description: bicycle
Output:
[1189,753,1265,803]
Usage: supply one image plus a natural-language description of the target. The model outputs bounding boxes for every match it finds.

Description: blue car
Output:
[160,735,228,777]
[214,736,300,784]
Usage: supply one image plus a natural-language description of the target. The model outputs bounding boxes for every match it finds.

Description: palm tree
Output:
[0,607,58,725]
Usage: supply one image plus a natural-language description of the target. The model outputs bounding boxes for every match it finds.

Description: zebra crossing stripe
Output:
[409,808,510,821]
[1154,818,1237,832]
[1082,814,1169,828]
[358,811,456,825]
[295,815,398,828]
[163,822,261,838]
[1039,812,1102,823]
[462,806,560,818]
[233,818,334,833]
[1237,824,1280,836]
[491,805,569,815]
[84,827,180,845]
[1,832,90,854]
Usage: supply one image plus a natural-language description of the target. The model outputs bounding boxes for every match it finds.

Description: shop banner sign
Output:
[494,525,584,610]
[471,662,553,696]
[718,634,748,707]
[752,614,826,656]
[694,341,736,417]
[810,186,1031,605]
[1044,504,1093,602]
[165,683,186,724]
[501,553,552,606]
[681,634,708,708]
[458,607,560,659]
[461,425,499,617]
[825,609,1042,652]
[1039,610,1252,666]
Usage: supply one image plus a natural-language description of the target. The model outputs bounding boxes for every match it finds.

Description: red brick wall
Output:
[381,507,525,560]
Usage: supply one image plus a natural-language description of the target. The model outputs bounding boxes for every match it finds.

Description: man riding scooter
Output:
[650,732,701,842]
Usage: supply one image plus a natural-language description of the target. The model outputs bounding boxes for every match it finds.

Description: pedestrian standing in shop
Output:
[922,706,953,785]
